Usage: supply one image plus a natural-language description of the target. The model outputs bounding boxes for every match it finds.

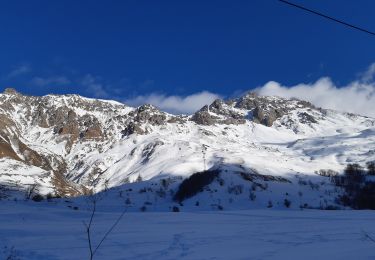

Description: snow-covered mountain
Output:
[0,88,374,210]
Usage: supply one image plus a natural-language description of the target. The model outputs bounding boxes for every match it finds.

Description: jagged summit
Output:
[3,88,20,95]
[190,91,318,127]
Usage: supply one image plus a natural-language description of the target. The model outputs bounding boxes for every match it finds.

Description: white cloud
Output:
[124,91,221,114]
[360,63,375,83]
[81,74,109,98]
[31,76,70,87]
[7,65,31,78]
[256,77,375,118]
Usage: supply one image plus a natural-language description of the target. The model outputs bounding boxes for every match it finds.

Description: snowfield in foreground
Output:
[1,201,375,260]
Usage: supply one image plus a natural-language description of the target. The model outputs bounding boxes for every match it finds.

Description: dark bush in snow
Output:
[315,169,338,177]
[324,205,340,210]
[249,191,256,201]
[344,164,364,187]
[46,193,53,201]
[366,162,375,175]
[172,206,180,212]
[32,194,44,202]
[155,188,166,198]
[333,163,375,209]
[228,184,243,195]
[173,169,219,202]
[284,199,291,208]
[2,245,19,260]
[138,187,147,193]
[217,177,225,186]
[352,183,375,209]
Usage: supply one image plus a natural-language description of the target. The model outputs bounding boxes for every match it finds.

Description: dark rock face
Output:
[0,137,21,161]
[235,93,260,110]
[191,94,282,126]
[190,106,218,125]
[210,99,224,111]
[251,106,285,127]
[235,93,289,126]
[121,104,177,136]
[121,122,145,136]
[3,88,19,95]
[0,115,22,161]
[167,116,186,124]
[221,118,246,125]
[50,108,80,151]
[128,104,167,126]
[141,140,164,164]
[0,126,58,172]
[190,92,318,127]
[80,115,103,140]
[209,99,245,121]
[298,112,317,124]
[33,104,49,127]
[296,100,315,109]
[53,109,79,135]
[191,102,246,126]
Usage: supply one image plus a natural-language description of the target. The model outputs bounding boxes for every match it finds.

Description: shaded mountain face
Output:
[0,88,374,203]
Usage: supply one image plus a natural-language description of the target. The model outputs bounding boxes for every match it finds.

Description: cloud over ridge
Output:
[124,91,221,114]
[256,76,375,118]
[81,63,375,117]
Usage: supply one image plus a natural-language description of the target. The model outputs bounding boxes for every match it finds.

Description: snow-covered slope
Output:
[0,88,374,210]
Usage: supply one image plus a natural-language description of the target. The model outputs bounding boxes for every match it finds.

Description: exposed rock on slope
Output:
[0,88,374,207]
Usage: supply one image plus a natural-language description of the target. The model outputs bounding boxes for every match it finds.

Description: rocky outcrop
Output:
[298,112,317,124]
[121,122,145,136]
[121,104,177,136]
[235,93,288,126]
[0,89,123,196]
[80,115,103,140]
[251,106,285,127]
[190,106,219,125]
[191,102,246,126]
[237,92,318,127]
[190,93,319,127]
[128,104,167,126]
[141,140,164,164]
[3,88,19,95]
[209,99,246,123]
[0,137,21,161]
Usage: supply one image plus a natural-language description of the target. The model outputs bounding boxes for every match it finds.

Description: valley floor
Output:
[1,201,375,260]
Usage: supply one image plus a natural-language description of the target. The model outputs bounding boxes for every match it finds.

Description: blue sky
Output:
[0,0,374,114]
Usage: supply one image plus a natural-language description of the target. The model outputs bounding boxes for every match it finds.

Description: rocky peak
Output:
[128,104,168,126]
[190,101,246,126]
[3,88,20,95]
[190,105,218,125]
[190,92,319,127]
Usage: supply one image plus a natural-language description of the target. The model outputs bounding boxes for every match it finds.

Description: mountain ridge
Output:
[0,88,374,210]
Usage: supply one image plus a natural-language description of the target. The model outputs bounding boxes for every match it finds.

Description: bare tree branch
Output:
[363,230,375,243]
[92,207,127,256]
[84,197,96,260]
[84,196,126,260]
